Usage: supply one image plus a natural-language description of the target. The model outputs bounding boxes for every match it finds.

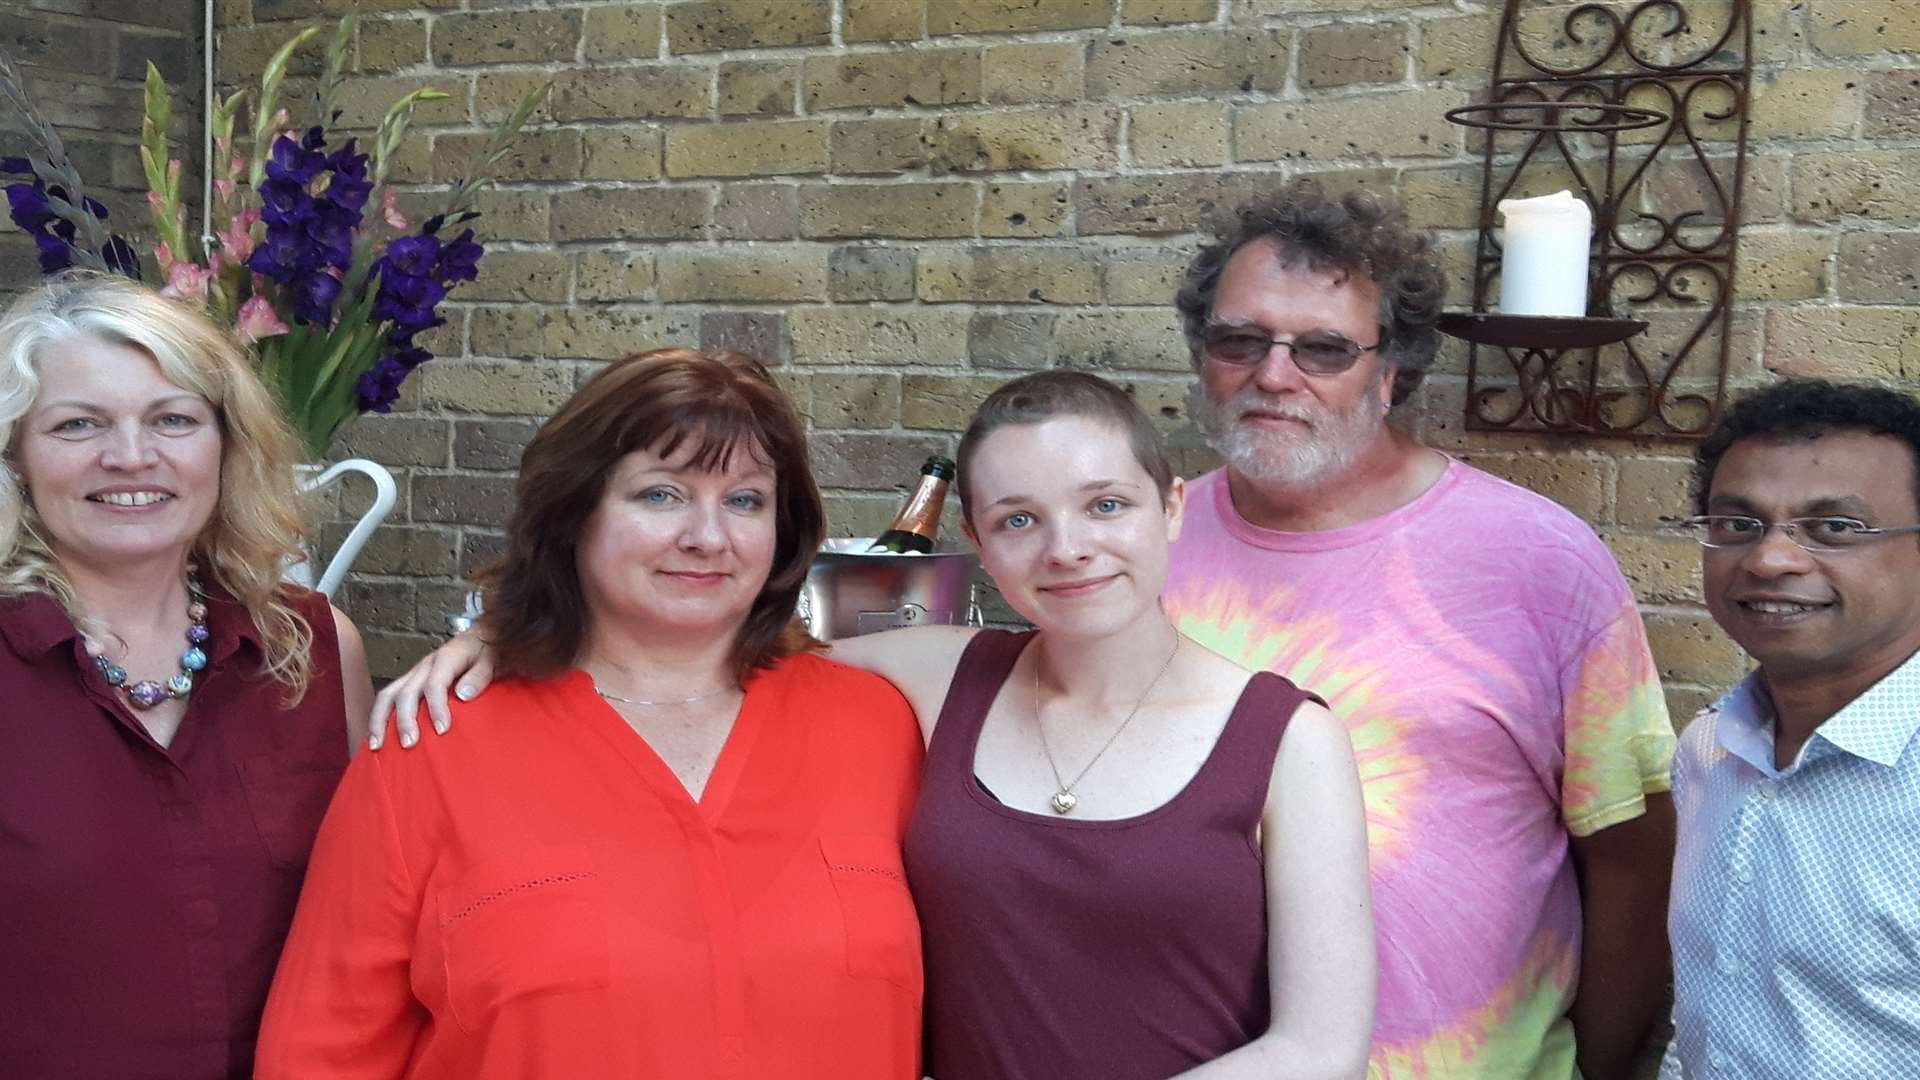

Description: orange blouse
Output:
[256,654,924,1080]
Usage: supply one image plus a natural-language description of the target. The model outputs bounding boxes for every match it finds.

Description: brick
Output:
[811,433,953,489]
[413,473,519,524]
[1617,457,1697,528]
[1794,150,1920,224]
[432,10,580,66]
[658,249,829,303]
[666,120,828,179]
[1419,13,1495,82]
[358,629,437,682]
[918,246,1102,304]
[803,49,982,111]
[771,371,810,417]
[1809,0,1920,56]
[1644,610,1749,687]
[583,4,662,62]
[1764,307,1920,381]
[582,125,664,181]
[1086,29,1287,99]
[576,252,657,302]
[1837,231,1920,303]
[1129,101,1228,167]
[811,373,902,429]
[983,43,1084,104]
[337,579,417,636]
[330,75,469,129]
[970,311,1054,369]
[790,308,972,366]
[1074,172,1252,236]
[719,59,798,116]
[1641,154,1786,227]
[1112,376,1192,430]
[1666,686,1721,731]
[1247,0,1424,10]
[1300,22,1407,88]
[1746,68,1860,140]
[831,118,930,175]
[459,531,508,579]
[563,67,708,121]
[1236,90,1465,162]
[1054,309,1188,373]
[1864,69,1920,138]
[846,0,926,42]
[930,0,1114,34]
[454,419,539,470]
[475,308,698,362]
[929,106,1119,172]
[700,312,788,363]
[980,182,1071,238]
[711,183,799,239]
[432,129,581,183]
[799,182,976,239]
[902,375,1006,430]
[357,16,427,73]
[1104,247,1189,305]
[113,28,193,84]
[820,494,901,537]
[830,246,916,301]
[469,189,551,242]
[551,186,711,242]
[332,415,451,468]
[456,250,571,303]
[666,0,830,53]
[1604,532,1702,604]
[1456,453,1608,520]
[1732,231,1830,302]
[1122,0,1217,25]
[253,0,457,17]
[419,360,575,414]
[215,24,318,81]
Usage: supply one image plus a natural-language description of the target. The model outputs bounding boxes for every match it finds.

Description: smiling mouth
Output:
[1736,599,1831,617]
[1039,574,1117,596]
[88,491,173,507]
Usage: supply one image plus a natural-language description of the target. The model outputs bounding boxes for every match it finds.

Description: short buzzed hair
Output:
[1693,379,1920,514]
[955,371,1174,524]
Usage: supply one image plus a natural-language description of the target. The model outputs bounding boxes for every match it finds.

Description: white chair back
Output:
[289,459,399,598]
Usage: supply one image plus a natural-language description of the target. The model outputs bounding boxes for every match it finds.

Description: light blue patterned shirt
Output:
[1662,649,1920,1079]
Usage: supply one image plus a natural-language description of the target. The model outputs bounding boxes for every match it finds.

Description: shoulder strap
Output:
[923,629,1031,778]
[1203,672,1323,827]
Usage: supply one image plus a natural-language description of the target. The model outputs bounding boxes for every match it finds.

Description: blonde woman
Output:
[0,273,372,1079]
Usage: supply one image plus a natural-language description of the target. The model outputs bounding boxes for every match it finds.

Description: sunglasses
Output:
[1200,326,1382,375]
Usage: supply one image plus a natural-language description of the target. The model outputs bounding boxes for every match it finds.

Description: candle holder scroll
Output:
[1439,0,1752,440]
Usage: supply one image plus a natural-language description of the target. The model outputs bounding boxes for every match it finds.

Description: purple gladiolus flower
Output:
[436,229,483,284]
[354,354,411,413]
[383,233,439,277]
[0,157,30,175]
[292,272,343,326]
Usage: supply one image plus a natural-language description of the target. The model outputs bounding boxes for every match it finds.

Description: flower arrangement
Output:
[0,16,545,458]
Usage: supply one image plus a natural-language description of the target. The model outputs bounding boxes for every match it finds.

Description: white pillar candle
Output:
[1496,190,1592,317]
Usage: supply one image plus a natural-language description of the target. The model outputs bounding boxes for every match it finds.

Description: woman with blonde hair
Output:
[0,272,373,1079]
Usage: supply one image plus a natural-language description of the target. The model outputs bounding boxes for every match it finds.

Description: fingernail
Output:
[368,734,380,750]
[434,718,449,735]
[402,731,417,748]
[456,684,475,701]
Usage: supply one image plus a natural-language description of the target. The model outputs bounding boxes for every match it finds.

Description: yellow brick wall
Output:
[195,0,1920,700]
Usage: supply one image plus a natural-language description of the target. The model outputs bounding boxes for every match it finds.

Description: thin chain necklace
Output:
[594,682,735,708]
[1030,632,1181,814]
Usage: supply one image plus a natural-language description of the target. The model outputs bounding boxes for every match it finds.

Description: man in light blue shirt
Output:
[1664,379,1920,1078]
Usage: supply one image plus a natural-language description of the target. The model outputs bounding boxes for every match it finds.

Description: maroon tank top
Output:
[903,629,1323,1080]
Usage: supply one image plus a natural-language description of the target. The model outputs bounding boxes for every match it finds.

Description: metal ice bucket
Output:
[798,538,981,640]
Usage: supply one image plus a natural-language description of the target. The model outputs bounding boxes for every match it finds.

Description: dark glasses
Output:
[1200,326,1382,374]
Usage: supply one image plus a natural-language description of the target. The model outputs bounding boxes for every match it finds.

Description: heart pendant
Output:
[1049,790,1078,814]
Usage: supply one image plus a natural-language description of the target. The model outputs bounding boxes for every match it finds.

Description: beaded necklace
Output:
[87,574,211,711]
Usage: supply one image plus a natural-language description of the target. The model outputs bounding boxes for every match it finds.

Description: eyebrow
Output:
[35,394,207,412]
[1706,492,1876,516]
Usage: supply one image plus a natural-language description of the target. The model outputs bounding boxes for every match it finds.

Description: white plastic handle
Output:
[296,458,399,597]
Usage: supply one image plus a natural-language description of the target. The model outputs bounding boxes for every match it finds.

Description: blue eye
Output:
[637,487,678,505]
[1001,511,1033,530]
[728,491,767,511]
[156,413,201,431]
[52,417,98,434]
[1092,497,1124,515]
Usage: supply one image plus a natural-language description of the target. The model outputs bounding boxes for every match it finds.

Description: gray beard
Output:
[1194,386,1385,490]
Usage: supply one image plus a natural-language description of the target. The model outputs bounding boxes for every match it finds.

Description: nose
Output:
[677,499,728,552]
[1042,516,1091,566]
[99,421,160,470]
[1248,342,1311,395]
[1737,525,1818,578]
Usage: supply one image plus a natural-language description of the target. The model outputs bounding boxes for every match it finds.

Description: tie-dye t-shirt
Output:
[1165,461,1674,1079]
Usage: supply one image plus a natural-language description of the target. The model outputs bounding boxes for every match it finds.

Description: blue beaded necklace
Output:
[89,575,211,711]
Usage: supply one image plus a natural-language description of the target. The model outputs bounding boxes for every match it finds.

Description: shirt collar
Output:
[0,585,262,665]
[1714,650,1920,771]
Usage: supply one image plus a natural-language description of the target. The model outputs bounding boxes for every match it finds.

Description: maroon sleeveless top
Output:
[903,629,1322,1080]
[0,585,346,1079]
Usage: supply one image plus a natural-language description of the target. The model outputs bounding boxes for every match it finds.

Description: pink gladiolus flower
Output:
[235,295,289,345]
[154,241,177,276]
[214,178,235,202]
[160,261,213,303]
[217,207,259,264]
[381,187,408,230]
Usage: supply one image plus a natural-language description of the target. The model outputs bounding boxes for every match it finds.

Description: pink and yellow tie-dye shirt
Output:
[1165,461,1673,1079]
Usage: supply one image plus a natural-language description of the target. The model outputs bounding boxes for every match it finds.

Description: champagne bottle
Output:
[868,456,956,554]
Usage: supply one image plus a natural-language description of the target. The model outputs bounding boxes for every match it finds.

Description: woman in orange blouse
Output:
[255,349,924,1080]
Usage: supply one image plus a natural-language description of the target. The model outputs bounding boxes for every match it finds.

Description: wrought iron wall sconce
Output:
[1437,0,1753,439]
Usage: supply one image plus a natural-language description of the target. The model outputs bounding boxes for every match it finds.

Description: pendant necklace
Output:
[1031,633,1181,814]
[87,572,211,711]
[595,683,734,708]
